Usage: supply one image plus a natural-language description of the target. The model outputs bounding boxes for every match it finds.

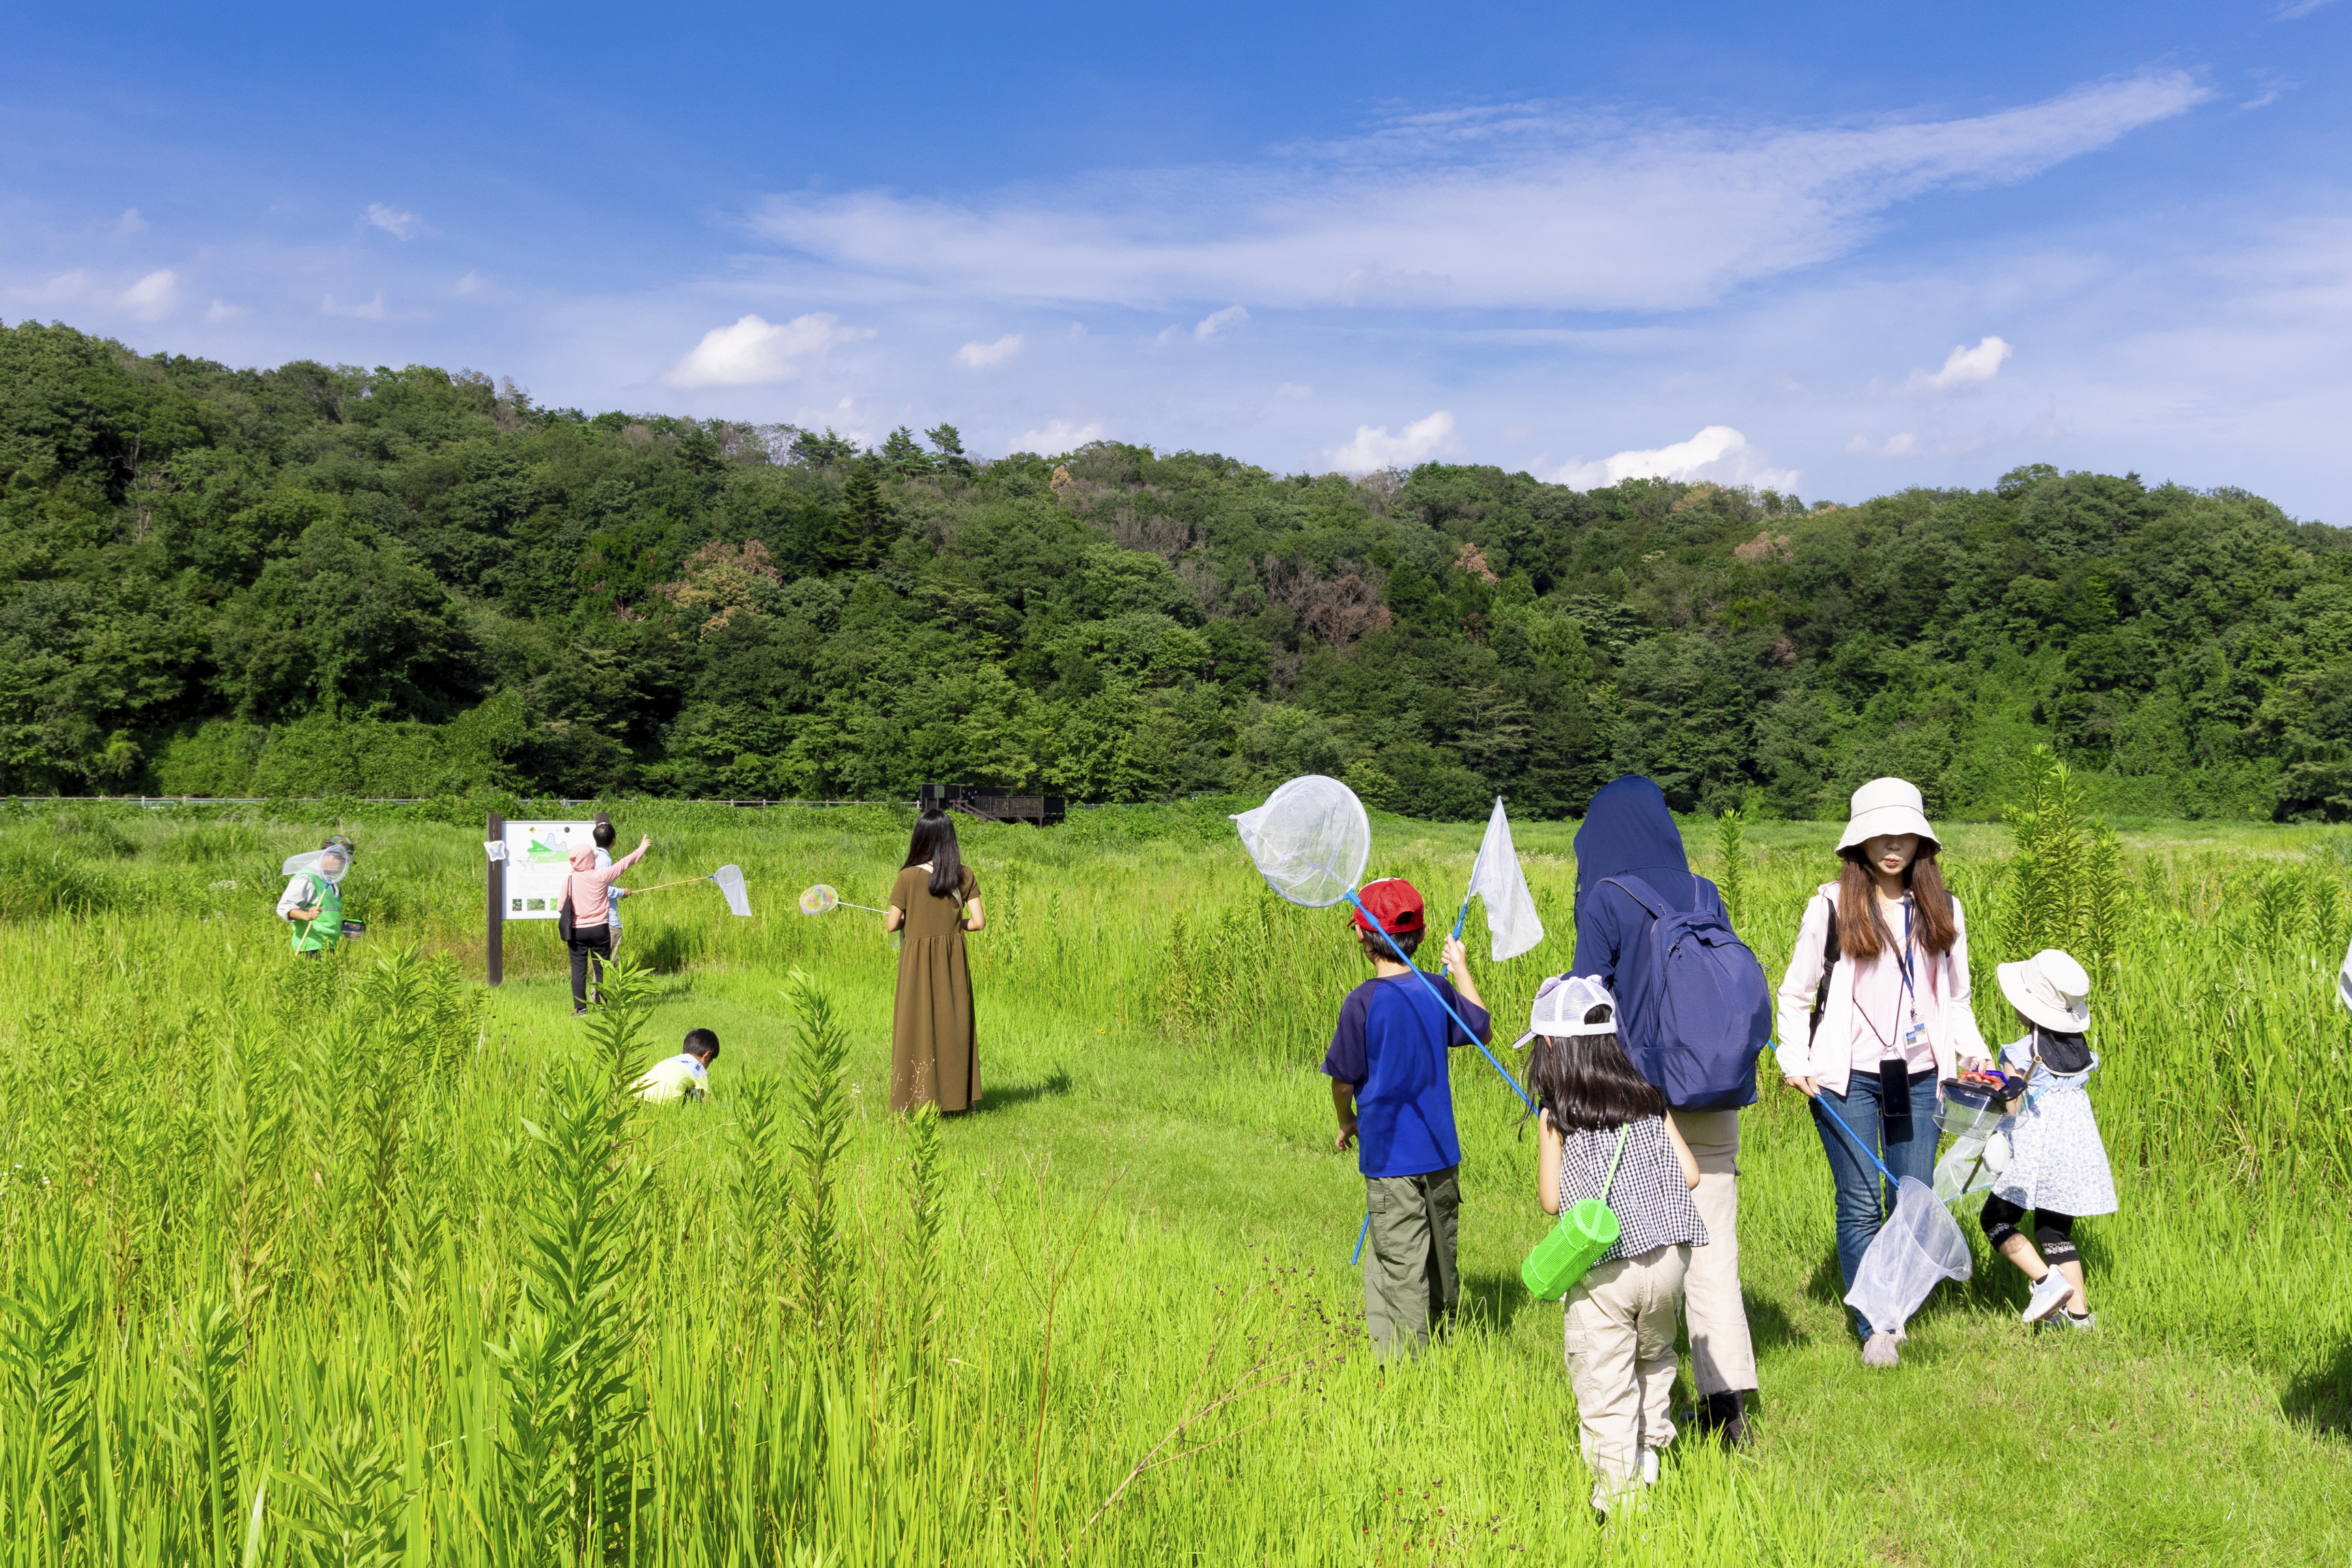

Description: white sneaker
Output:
[2059,1310,2097,1333]
[1640,1449,1660,1486]
[1860,1331,1901,1367]
[2022,1270,2073,1324]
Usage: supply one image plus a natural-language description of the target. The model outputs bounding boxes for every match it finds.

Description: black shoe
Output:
[1696,1390,1752,1452]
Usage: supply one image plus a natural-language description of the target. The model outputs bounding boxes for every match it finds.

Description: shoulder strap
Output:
[1599,1123,1632,1202]
[1806,898,1841,1042]
[1599,876,1669,920]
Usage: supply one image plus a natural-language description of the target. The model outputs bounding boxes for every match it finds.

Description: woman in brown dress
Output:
[885,809,986,1112]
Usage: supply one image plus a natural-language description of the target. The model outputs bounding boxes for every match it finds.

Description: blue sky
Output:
[4,2,2348,513]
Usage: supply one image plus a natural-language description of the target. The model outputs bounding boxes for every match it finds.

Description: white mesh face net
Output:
[281,849,351,886]
[1230,775,1371,909]
[1842,1176,1972,1337]
[798,884,838,915]
[711,864,750,917]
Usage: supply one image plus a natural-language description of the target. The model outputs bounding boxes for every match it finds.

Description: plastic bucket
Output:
[1522,1199,1620,1300]
[1936,1077,2006,1137]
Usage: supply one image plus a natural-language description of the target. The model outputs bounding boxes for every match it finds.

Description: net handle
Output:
[1347,892,1534,1113]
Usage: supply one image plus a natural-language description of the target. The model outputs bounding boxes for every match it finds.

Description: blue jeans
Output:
[1812,1070,1940,1337]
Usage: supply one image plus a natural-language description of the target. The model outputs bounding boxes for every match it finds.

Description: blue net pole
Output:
[1345,891,1533,1113]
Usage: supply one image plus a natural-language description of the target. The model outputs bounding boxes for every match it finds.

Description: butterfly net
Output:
[1231,775,1371,909]
[711,864,750,917]
[798,883,838,916]
[1843,1176,1972,1337]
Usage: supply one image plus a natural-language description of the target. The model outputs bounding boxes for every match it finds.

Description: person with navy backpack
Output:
[1772,778,1992,1369]
[1570,776,1770,1450]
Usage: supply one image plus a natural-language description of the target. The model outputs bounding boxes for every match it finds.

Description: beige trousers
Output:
[1670,1107,1757,1396]
[1564,1243,1690,1507]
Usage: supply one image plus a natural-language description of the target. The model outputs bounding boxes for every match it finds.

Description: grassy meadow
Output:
[0,793,2347,1565]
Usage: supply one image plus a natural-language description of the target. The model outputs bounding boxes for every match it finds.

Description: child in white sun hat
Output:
[1516,975,1706,1519]
[1980,947,2115,1332]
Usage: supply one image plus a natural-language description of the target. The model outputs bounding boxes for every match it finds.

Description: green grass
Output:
[0,798,2345,1564]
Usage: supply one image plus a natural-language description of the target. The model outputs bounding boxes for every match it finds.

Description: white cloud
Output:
[455,270,485,294]
[365,203,421,239]
[1324,410,1456,472]
[1552,425,1798,491]
[1011,418,1105,453]
[751,73,2205,313]
[118,269,180,321]
[954,332,1023,369]
[322,291,390,319]
[661,312,872,387]
[1847,430,1921,457]
[1195,304,1249,339]
[1904,334,2013,393]
[1275,382,1313,398]
[114,208,145,234]
[2273,0,2335,18]
[203,298,248,324]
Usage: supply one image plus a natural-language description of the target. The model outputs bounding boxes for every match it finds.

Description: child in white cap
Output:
[1981,947,2114,1331]
[1518,975,1705,1518]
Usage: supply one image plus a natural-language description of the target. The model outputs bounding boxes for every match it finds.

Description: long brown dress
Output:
[890,863,980,1113]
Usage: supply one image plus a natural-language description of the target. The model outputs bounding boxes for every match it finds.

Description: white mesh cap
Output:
[1230,775,1370,909]
[1512,973,1617,1049]
[711,864,750,918]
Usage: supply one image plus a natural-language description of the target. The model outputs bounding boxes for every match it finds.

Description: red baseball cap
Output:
[1350,877,1426,937]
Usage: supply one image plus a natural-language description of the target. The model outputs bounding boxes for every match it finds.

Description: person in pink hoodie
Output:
[567,833,649,1014]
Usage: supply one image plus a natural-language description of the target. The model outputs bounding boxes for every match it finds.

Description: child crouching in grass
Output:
[1520,975,1706,1516]
[1983,949,2114,1330]
[637,1028,720,1104]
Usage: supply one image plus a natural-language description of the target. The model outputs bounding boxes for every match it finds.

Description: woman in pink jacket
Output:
[567,833,648,1014]
[1774,779,1988,1368]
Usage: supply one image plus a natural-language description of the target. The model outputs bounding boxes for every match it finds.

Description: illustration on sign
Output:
[500,821,595,920]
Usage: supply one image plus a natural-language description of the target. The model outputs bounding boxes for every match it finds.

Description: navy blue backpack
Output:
[1597,875,1771,1111]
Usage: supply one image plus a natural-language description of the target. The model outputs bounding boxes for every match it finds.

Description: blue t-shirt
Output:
[1322,969,1491,1179]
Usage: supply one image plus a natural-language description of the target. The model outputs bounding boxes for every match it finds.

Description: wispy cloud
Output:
[954,332,1023,369]
[1551,425,1797,491]
[322,291,391,319]
[365,203,421,239]
[113,208,145,235]
[8,268,182,320]
[1275,382,1313,399]
[662,312,872,387]
[2273,0,2336,18]
[1324,410,1456,472]
[203,298,247,324]
[751,73,2207,313]
[1195,305,1249,339]
[1011,418,1104,453]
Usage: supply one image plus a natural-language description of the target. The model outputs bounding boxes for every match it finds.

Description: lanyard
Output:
[1859,897,1921,1061]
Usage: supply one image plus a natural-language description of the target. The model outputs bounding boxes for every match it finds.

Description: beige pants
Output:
[1564,1243,1690,1507]
[1670,1107,1757,1397]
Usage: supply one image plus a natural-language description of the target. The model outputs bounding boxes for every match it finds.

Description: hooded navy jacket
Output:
[1569,775,1729,988]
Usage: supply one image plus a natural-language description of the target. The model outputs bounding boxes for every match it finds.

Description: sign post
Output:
[486,812,505,986]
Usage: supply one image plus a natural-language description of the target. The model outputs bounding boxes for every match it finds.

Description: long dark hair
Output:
[1520,1005,1666,1135]
[903,810,965,900]
[1834,844,1956,958]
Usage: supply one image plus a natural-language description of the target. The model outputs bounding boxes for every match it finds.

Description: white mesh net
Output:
[281,848,351,886]
[1230,775,1371,909]
[711,864,750,918]
[1843,1176,1972,1337]
[799,883,838,915]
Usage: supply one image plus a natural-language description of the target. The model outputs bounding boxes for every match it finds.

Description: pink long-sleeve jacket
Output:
[566,841,644,928]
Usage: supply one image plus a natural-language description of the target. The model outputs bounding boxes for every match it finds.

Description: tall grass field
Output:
[0,782,2346,1565]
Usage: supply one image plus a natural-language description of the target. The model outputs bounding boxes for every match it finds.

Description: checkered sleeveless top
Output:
[1551,1113,1709,1264]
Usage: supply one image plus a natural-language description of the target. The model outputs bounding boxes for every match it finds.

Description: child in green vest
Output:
[277,836,356,956]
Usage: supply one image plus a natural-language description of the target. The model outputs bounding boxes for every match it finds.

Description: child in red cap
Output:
[1322,876,1493,1357]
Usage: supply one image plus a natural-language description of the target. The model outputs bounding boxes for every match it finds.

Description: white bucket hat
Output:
[1835,777,1940,853]
[1512,973,1617,1049]
[1996,948,2091,1033]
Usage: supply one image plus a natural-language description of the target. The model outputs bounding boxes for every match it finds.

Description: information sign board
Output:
[502,820,594,919]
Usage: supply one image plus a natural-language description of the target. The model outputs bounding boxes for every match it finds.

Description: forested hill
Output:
[5,318,2350,821]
